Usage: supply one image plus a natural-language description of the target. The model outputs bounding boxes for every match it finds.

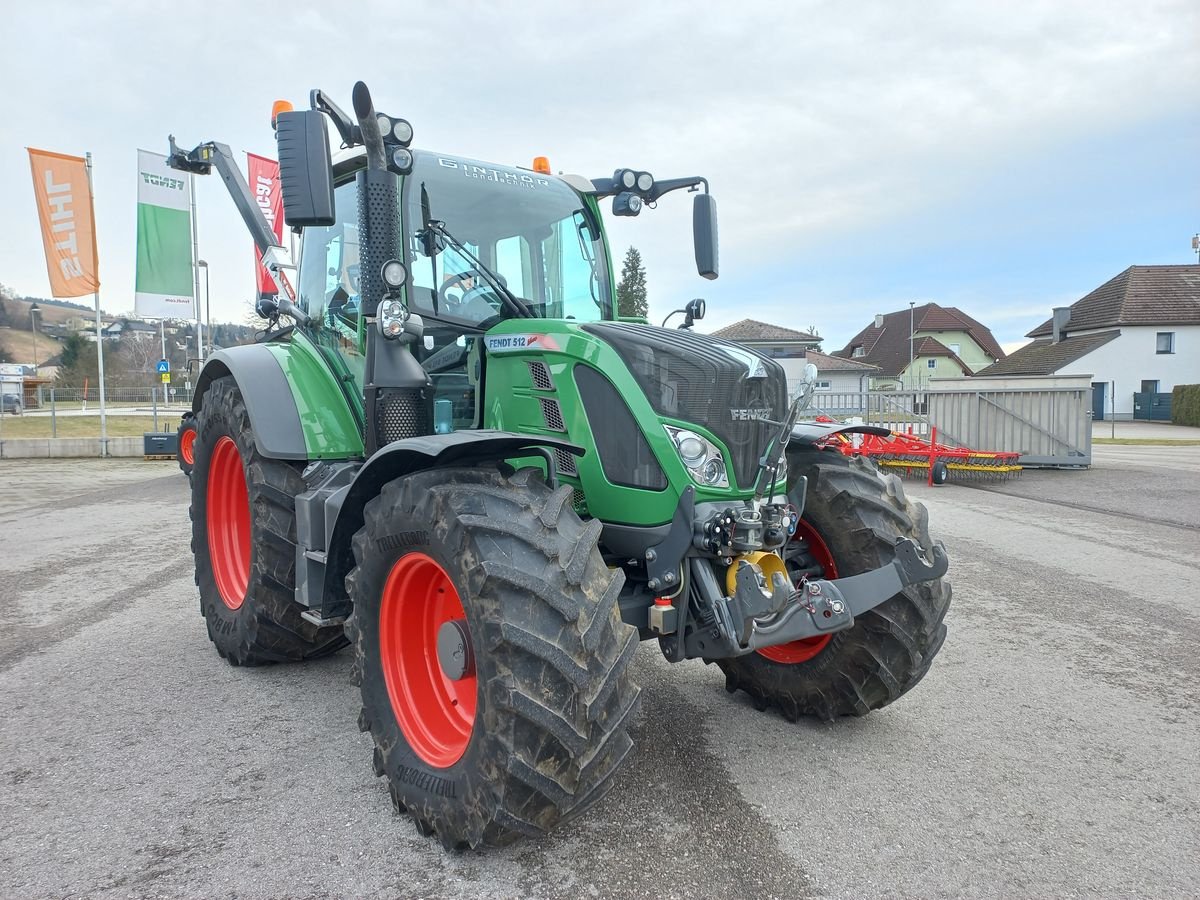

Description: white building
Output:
[978,265,1200,420]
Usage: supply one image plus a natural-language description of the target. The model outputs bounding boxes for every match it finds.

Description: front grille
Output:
[575,365,667,490]
[527,360,554,391]
[539,397,566,432]
[571,488,588,515]
[583,322,786,491]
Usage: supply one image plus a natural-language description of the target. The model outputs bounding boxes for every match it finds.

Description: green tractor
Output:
[168,82,950,849]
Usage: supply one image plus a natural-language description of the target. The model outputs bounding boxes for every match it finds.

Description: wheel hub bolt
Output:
[436,618,475,681]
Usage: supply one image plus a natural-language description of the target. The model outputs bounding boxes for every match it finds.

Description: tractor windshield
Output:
[403,152,612,329]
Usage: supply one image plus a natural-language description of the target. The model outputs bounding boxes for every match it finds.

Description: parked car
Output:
[2,394,22,415]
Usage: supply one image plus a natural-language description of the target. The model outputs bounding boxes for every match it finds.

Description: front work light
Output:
[381,259,407,289]
[613,192,643,217]
[391,148,414,174]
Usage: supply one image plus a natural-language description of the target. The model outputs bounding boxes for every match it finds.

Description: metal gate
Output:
[809,374,1093,468]
[1133,392,1172,421]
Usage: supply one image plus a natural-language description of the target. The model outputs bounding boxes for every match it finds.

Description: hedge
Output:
[1172,384,1200,427]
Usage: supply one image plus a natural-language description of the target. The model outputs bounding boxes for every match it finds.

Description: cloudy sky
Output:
[1,0,1196,352]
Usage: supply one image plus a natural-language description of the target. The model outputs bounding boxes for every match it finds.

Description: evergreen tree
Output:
[60,332,88,369]
[615,246,648,319]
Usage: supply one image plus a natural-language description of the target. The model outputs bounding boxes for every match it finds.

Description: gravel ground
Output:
[0,449,1197,899]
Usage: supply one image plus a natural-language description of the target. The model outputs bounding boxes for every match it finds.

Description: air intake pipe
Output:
[352,80,431,451]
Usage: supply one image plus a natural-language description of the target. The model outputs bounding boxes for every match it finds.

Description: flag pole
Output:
[190,173,203,365]
[84,152,108,455]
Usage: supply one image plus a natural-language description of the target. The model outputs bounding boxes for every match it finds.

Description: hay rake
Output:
[813,419,1022,483]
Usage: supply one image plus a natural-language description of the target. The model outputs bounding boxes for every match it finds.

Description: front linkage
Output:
[642,392,949,663]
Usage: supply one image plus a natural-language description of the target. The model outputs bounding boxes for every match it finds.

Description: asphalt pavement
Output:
[0,449,1197,899]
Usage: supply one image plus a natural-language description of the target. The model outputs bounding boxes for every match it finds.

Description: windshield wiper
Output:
[417,190,534,319]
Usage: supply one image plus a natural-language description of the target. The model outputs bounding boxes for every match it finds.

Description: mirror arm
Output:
[646,176,707,203]
[310,88,362,147]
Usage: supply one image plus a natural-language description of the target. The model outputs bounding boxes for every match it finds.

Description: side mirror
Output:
[794,362,820,411]
[275,110,335,227]
[693,192,718,280]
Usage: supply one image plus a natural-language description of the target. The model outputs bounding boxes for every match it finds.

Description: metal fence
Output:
[805,376,1093,468]
[28,385,196,407]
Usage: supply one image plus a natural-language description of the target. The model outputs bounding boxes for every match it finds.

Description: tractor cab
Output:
[295,148,617,433]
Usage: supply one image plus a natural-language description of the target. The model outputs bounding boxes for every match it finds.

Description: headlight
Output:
[379,299,407,339]
[664,425,728,488]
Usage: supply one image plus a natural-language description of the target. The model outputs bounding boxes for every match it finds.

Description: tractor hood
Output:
[581,322,788,492]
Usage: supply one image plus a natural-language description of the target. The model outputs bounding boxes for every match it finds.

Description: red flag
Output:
[247,153,283,299]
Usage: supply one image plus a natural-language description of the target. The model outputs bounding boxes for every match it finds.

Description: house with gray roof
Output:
[977,265,1200,420]
[710,319,822,355]
[708,319,878,396]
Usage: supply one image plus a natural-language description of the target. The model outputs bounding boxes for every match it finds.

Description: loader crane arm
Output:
[165,136,308,325]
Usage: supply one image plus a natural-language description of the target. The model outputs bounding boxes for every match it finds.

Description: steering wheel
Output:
[438,271,505,315]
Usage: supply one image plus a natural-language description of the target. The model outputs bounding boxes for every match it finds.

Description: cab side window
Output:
[296,180,366,387]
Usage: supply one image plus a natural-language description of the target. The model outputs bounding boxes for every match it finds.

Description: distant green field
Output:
[0,415,180,438]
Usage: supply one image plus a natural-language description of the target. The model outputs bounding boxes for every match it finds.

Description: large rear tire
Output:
[191,376,348,666]
[346,466,641,849]
[716,451,951,721]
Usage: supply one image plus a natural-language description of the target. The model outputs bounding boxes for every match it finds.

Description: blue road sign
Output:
[156,359,170,374]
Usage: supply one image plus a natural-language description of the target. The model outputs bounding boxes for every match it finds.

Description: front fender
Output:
[193,338,363,461]
[790,421,890,448]
[318,431,584,615]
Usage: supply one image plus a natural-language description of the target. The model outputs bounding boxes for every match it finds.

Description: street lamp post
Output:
[30,303,41,376]
[197,259,211,359]
[908,301,915,390]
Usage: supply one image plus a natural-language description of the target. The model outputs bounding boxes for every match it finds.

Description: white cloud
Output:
[0,0,1194,342]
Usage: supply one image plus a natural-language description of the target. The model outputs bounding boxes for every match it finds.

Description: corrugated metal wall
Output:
[807,375,1093,467]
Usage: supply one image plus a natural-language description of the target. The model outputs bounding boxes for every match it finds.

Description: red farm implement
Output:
[814,417,1022,483]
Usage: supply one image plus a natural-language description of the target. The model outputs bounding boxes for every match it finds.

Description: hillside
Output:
[4,296,96,327]
[0,326,64,367]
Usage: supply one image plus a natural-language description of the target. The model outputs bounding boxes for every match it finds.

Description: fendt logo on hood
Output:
[731,408,772,421]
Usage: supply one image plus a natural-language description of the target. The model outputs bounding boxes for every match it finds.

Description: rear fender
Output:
[192,341,363,460]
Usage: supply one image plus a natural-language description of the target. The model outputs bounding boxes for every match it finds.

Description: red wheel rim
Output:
[206,435,251,610]
[757,519,838,664]
[379,552,477,768]
[180,426,196,465]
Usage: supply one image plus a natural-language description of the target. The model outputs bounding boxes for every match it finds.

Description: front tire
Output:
[346,466,641,849]
[717,451,951,721]
[177,413,196,478]
[191,376,348,666]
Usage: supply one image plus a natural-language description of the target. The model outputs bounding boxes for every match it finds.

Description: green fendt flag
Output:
[134,149,194,319]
